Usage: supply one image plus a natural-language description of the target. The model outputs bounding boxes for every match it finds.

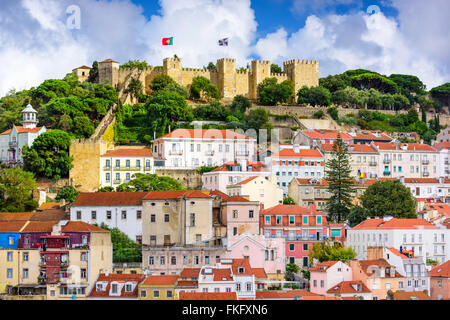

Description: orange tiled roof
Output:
[262,204,324,216]
[255,290,319,299]
[141,275,178,286]
[386,247,409,259]
[425,204,450,216]
[252,268,267,278]
[179,292,237,300]
[271,148,323,158]
[302,130,352,140]
[38,203,60,210]
[200,267,233,281]
[210,161,268,172]
[1,126,44,135]
[61,221,109,233]
[321,143,377,153]
[180,268,201,279]
[352,218,438,230]
[220,258,257,276]
[235,176,258,185]
[373,142,436,152]
[101,149,152,157]
[21,221,58,233]
[176,280,198,287]
[429,260,450,278]
[100,59,119,63]
[357,259,403,278]
[89,273,145,298]
[393,291,431,300]
[0,212,34,222]
[403,178,439,184]
[143,190,211,200]
[154,129,254,141]
[0,221,27,232]
[72,192,148,206]
[433,142,450,151]
[327,280,371,294]
[73,65,92,70]
[309,261,339,272]
[29,209,69,221]
[351,131,393,141]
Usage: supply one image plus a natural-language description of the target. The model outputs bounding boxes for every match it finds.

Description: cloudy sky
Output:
[0,0,449,96]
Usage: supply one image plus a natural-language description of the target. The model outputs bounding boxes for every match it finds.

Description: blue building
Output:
[0,222,26,249]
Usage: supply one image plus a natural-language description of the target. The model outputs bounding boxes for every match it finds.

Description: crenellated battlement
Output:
[253,60,270,65]
[182,67,208,72]
[236,69,249,75]
[270,72,287,77]
[164,57,182,62]
[284,59,319,66]
[217,58,236,63]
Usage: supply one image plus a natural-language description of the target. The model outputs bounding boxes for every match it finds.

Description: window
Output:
[232,210,238,219]
[160,256,166,265]
[164,214,170,222]
[171,256,176,265]
[316,216,322,225]
[23,268,29,279]
[398,281,403,289]
[91,211,97,220]
[149,256,154,265]
[153,290,160,298]
[81,269,87,278]
[7,269,13,279]
[106,211,112,220]
[190,213,195,226]
[236,283,241,292]
[81,252,87,261]
[76,211,81,220]
[105,159,111,169]
[190,144,194,152]
[106,172,110,182]
[303,216,308,225]
[276,216,282,224]
[246,282,252,291]
[137,210,142,219]
[125,173,131,182]
[151,214,156,223]
[136,160,141,169]
[205,256,210,265]
[289,216,295,225]
[265,216,271,225]
[121,211,127,219]
[7,251,13,262]
[233,227,238,236]
[289,244,295,251]
[167,290,173,298]
[385,282,391,289]
[23,252,28,262]
[194,256,199,265]
[303,243,308,251]
[249,210,254,218]
[320,280,324,288]
[115,160,120,169]
[141,290,147,298]
[313,280,317,287]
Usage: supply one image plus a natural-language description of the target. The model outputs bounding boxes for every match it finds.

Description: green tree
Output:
[430,83,450,107]
[297,86,310,104]
[190,76,220,101]
[230,95,251,119]
[270,64,282,74]
[327,106,339,121]
[406,108,419,125]
[319,74,351,92]
[127,78,143,100]
[88,61,99,83]
[351,73,398,94]
[347,205,367,227]
[193,100,230,121]
[313,110,325,119]
[150,74,176,93]
[95,223,141,263]
[116,173,184,192]
[285,263,299,281]
[258,78,293,105]
[245,108,269,130]
[72,115,95,138]
[361,180,416,218]
[0,168,37,212]
[195,166,219,175]
[307,86,332,107]
[55,186,80,203]
[389,74,426,94]
[206,62,217,71]
[283,197,296,205]
[97,186,115,192]
[325,135,355,222]
[120,59,149,70]
[22,130,74,180]
[309,241,357,263]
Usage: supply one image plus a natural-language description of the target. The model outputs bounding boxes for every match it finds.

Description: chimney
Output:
[105,269,109,276]
[293,144,300,153]
[309,203,316,213]
[240,159,247,172]
[383,216,393,221]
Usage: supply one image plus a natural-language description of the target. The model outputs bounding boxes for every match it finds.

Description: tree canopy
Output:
[258,78,294,105]
[0,168,38,212]
[309,241,357,263]
[55,186,80,203]
[95,223,141,263]
[189,76,220,101]
[116,173,184,192]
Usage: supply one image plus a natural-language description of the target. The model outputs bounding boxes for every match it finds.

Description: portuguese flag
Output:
[162,37,173,45]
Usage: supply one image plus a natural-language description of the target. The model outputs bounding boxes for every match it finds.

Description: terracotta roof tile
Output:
[235,176,259,185]
[89,273,145,298]
[101,149,153,157]
[302,130,352,140]
[262,204,324,216]
[393,291,431,300]
[1,126,44,135]
[21,221,58,233]
[100,59,119,63]
[271,148,323,158]
[62,221,109,233]
[353,218,438,230]
[210,161,268,172]
[321,143,378,153]
[0,212,34,222]
[143,190,211,200]
[373,142,437,152]
[403,178,440,184]
[252,268,267,278]
[433,142,450,151]
[141,275,178,286]
[73,65,92,70]
[154,129,254,141]
[350,131,393,141]
[38,203,60,210]
[179,292,237,300]
[180,268,201,279]
[0,221,27,233]
[72,192,148,206]
[309,261,339,272]
[326,280,371,294]
[200,267,233,281]
[176,280,198,288]
[429,260,450,278]
[425,204,450,216]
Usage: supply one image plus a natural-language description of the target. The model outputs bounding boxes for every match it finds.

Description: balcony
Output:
[169,150,183,155]
[422,159,429,165]
[205,150,215,156]
[144,166,152,171]
[8,141,17,148]
[369,161,377,166]
[422,171,429,177]
[383,171,391,176]
[383,159,391,164]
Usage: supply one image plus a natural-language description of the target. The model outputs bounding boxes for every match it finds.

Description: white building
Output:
[309,261,353,296]
[346,217,448,264]
[99,148,154,188]
[152,129,256,169]
[372,142,440,179]
[433,142,450,178]
[401,177,445,200]
[383,247,429,293]
[265,144,325,197]
[70,192,148,243]
[0,104,47,162]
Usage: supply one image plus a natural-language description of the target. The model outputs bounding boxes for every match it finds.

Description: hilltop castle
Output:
[73,57,319,101]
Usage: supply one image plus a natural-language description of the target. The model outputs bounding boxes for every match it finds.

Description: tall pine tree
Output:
[325,134,355,222]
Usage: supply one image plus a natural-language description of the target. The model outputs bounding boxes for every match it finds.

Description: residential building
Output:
[387,290,431,300]
[372,142,439,179]
[138,275,178,300]
[265,145,324,196]
[152,129,256,169]
[309,261,352,295]
[99,148,154,188]
[326,280,372,300]
[70,192,148,243]
[112,262,142,275]
[88,273,145,300]
[429,260,450,300]
[433,142,450,180]
[347,217,448,263]
[401,177,444,200]
[288,178,331,211]
[202,160,271,193]
[434,128,450,144]
[294,130,353,148]
[349,259,405,300]
[72,65,91,82]
[226,175,283,209]
[386,131,420,142]
[319,143,379,179]
[0,104,47,163]
[349,130,393,145]
[419,203,450,223]
[260,204,330,267]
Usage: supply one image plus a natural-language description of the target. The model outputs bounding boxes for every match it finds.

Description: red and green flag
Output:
[162,37,173,45]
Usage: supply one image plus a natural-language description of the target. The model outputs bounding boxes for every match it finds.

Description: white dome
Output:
[22,104,37,113]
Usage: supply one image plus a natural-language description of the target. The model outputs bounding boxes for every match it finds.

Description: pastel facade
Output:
[429,260,450,300]
[72,65,91,82]
[152,129,256,169]
[0,105,47,162]
[138,275,178,300]
[99,148,154,188]
[89,273,145,300]
[326,280,372,300]
[433,142,450,179]
[309,261,352,295]
[226,175,283,209]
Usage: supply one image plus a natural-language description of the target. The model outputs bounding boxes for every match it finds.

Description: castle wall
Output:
[180,68,212,87]
[270,73,289,83]
[236,70,250,97]
[99,62,119,87]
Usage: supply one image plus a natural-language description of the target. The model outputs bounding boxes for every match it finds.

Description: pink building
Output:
[219,195,260,240]
[309,261,352,295]
[429,260,450,300]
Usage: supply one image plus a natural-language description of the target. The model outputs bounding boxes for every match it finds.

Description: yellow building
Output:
[138,275,178,300]
[113,263,142,275]
[226,175,283,209]
[100,148,154,188]
[0,249,20,294]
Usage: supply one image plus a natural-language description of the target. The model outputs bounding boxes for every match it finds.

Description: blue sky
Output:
[0,0,448,95]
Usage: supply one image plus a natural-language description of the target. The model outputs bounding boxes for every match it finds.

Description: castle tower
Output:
[217,58,236,100]
[163,57,183,84]
[249,60,271,101]
[98,59,120,87]
[283,59,319,93]
[21,104,38,129]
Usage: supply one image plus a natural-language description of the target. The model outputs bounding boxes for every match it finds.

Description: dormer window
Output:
[96,283,104,291]
[111,283,118,294]
[238,267,245,273]
[125,283,133,292]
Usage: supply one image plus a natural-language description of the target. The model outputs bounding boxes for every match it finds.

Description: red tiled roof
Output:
[21,221,58,233]
[327,280,371,294]
[38,203,60,210]
[73,65,92,70]
[180,268,201,279]
[100,59,119,63]
[210,161,268,172]
[141,275,178,286]
[89,273,145,298]
[352,218,438,230]
[262,204,324,216]
[61,221,109,233]
[393,291,431,300]
[0,212,34,222]
[373,142,436,151]
[0,221,27,232]
[299,296,343,300]
[302,131,352,140]
[357,259,402,278]
[200,267,233,281]
[403,178,439,184]
[255,290,320,299]
[351,131,393,141]
[252,268,267,278]
[271,148,323,158]
[154,129,254,141]
[29,209,69,222]
[386,247,409,259]
[0,126,44,135]
[321,143,377,153]
[309,261,339,272]
[143,190,211,200]
[433,142,450,151]
[429,260,450,278]
[235,176,258,185]
[72,192,148,206]
[176,280,198,287]
[101,149,153,157]
[425,204,450,216]
[220,258,257,276]
[179,292,237,300]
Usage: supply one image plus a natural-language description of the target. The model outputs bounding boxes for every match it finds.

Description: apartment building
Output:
[429,260,450,300]
[88,272,145,300]
[70,192,148,243]
[309,261,352,295]
[349,130,393,144]
[99,148,154,188]
[294,130,353,148]
[152,129,256,169]
[326,280,372,300]
[265,145,325,197]
[346,217,448,263]
[433,142,450,178]
[372,142,439,179]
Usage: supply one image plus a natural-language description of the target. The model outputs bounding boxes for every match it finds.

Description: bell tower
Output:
[21,104,38,129]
